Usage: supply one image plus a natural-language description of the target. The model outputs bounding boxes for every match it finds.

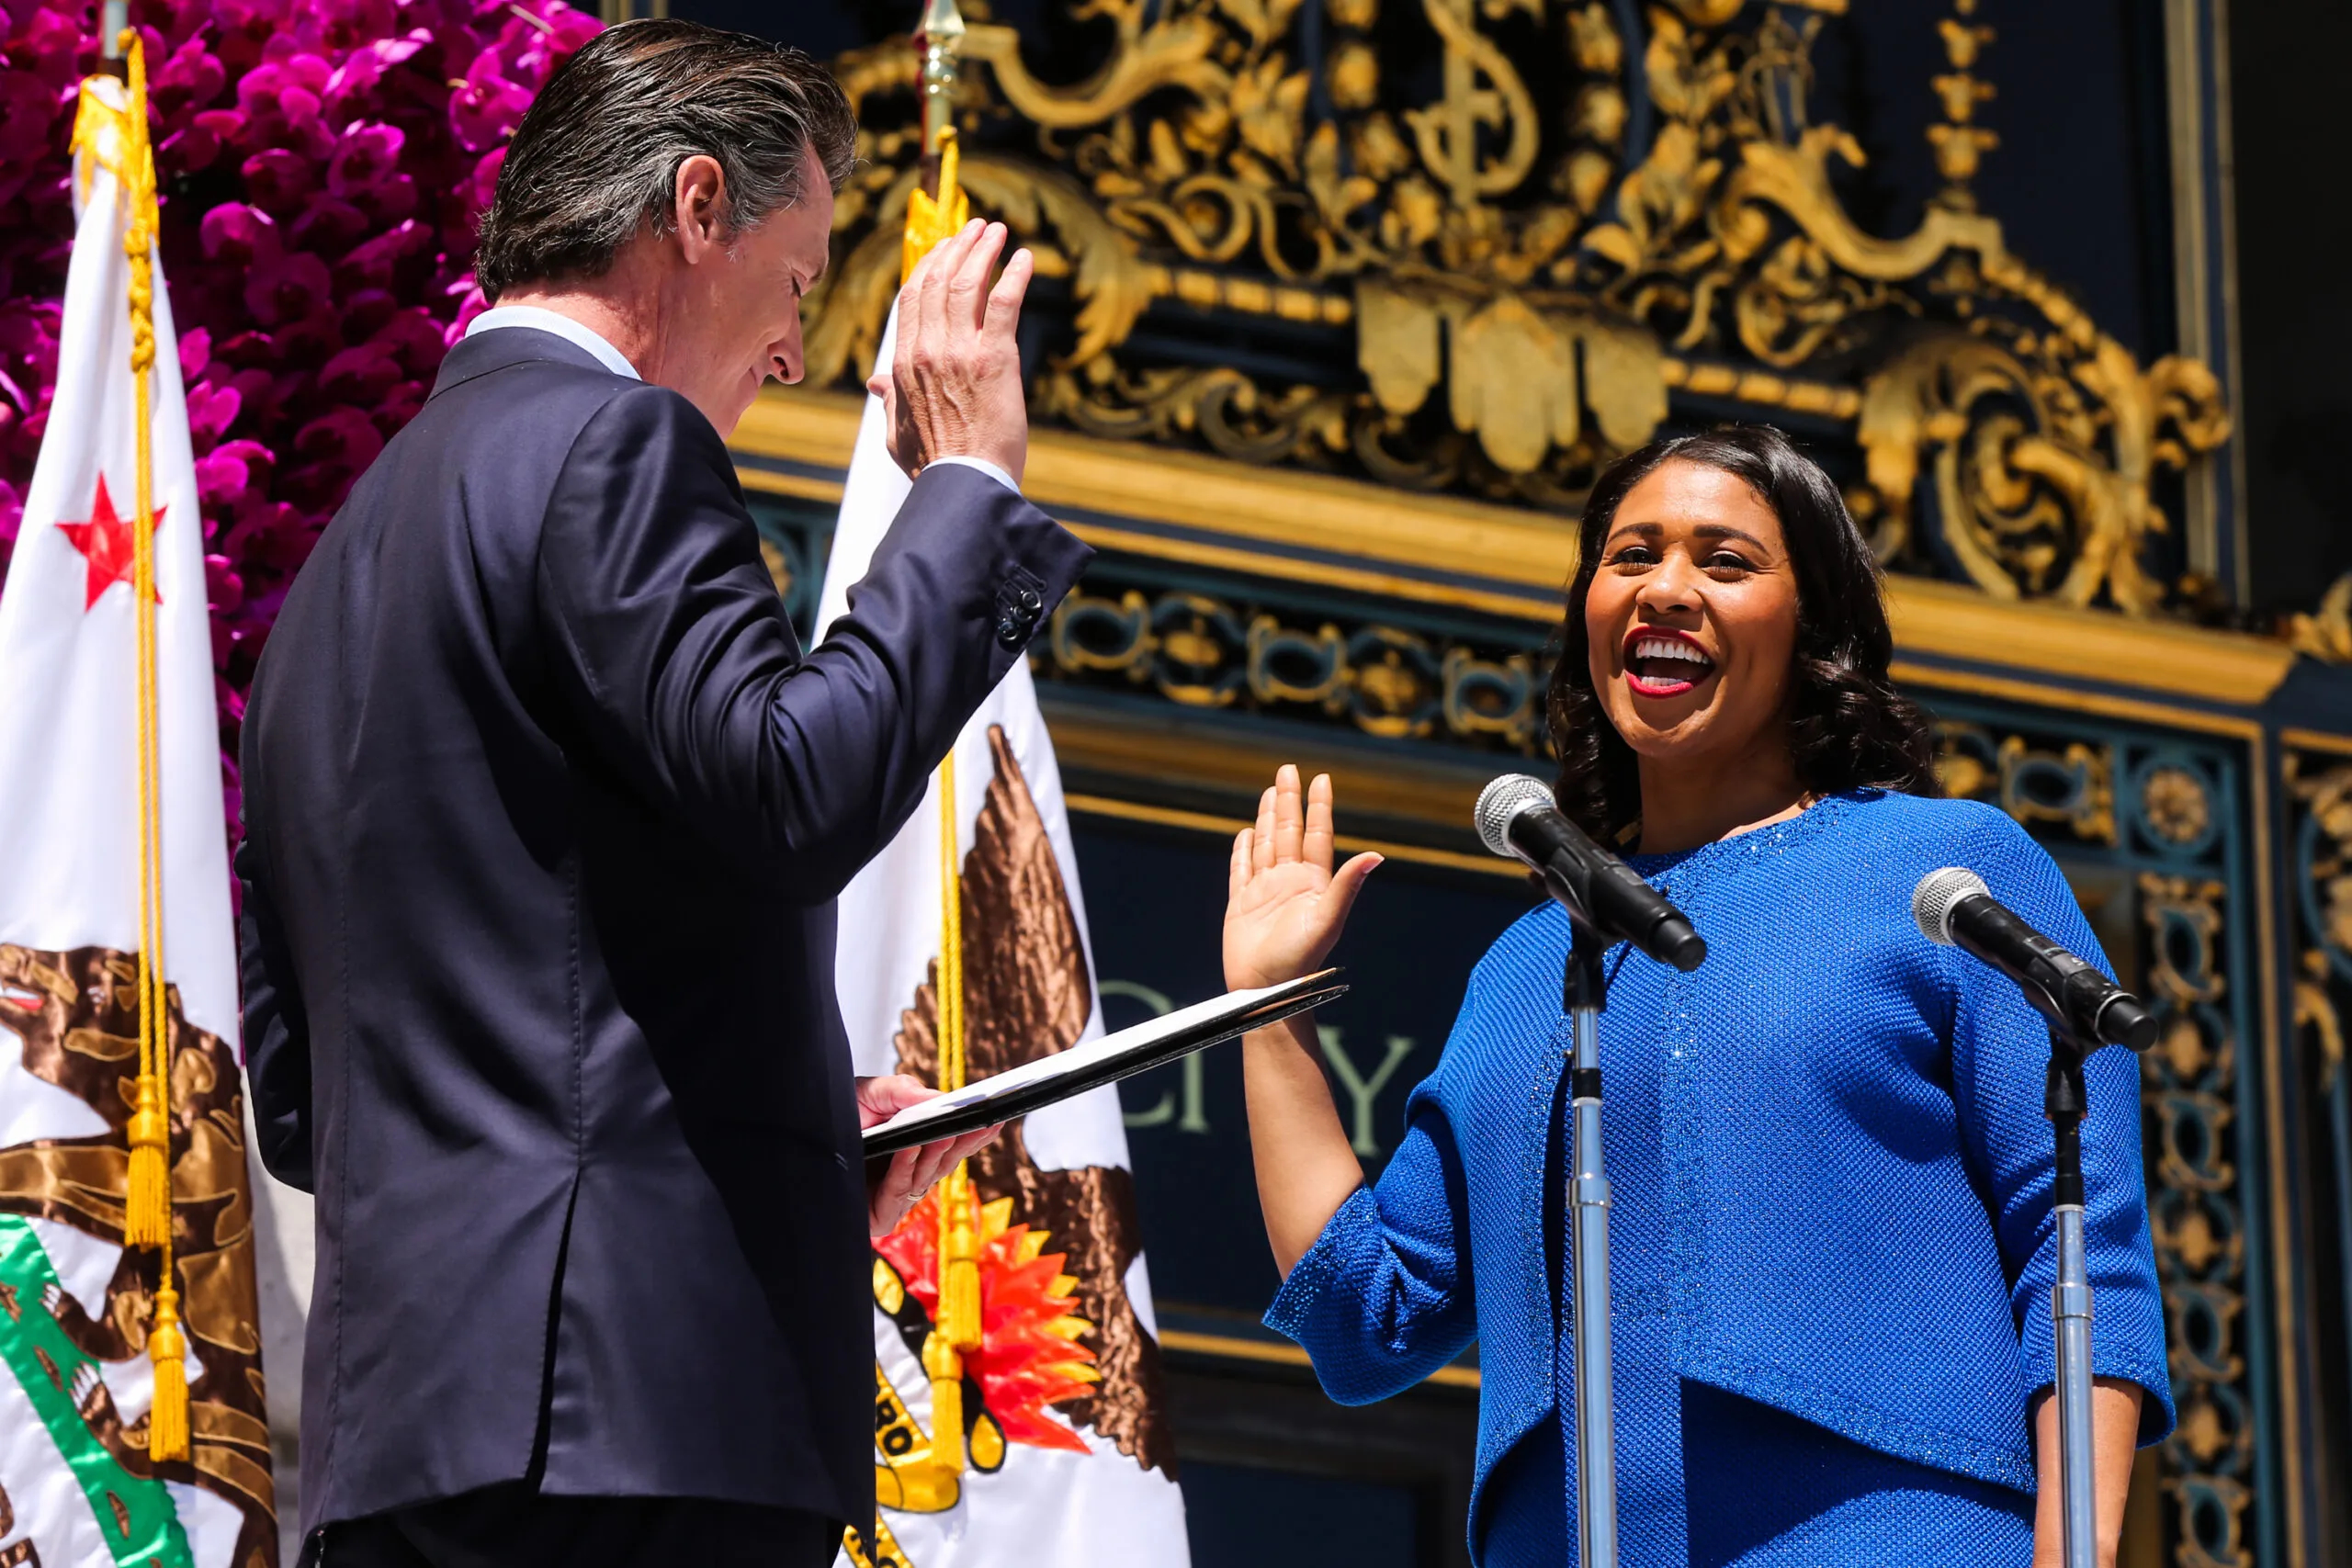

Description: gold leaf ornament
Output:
[1355,279,1442,416]
[2286,575,2352,663]
[1327,39,1380,110]
[1449,294,1578,473]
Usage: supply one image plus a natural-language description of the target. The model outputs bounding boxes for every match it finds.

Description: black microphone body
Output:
[1915,869,2157,1054]
[1476,777,1708,973]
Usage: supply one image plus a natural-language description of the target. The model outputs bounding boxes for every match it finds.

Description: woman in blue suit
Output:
[1222,426,2169,1567]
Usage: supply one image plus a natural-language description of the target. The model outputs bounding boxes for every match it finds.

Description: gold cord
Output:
[901,127,980,1479]
[107,31,188,1461]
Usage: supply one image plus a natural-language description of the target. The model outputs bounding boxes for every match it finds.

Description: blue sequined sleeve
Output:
[1263,996,1483,1405]
[1945,806,2177,1444]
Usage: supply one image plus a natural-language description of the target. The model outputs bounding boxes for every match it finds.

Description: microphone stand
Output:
[2044,1028,2098,1568]
[1563,921,1617,1568]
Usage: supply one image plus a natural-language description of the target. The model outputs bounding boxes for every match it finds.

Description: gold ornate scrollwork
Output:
[1408,0,1541,210]
[1929,722,2115,845]
[1854,330,2226,611]
[809,0,2232,613]
[2285,574,2352,663]
[1040,582,1542,751]
[2135,873,2255,1568]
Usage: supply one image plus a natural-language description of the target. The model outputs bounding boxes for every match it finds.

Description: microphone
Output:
[1475,774,1708,973]
[1911,867,2158,1053]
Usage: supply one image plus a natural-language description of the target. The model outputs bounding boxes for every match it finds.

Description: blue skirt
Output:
[1480,1318,2035,1567]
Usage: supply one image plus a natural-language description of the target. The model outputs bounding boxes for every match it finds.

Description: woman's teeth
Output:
[1633,637,1707,665]
[1628,637,1713,688]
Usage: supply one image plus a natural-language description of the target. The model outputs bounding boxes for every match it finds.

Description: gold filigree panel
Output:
[808,0,2230,615]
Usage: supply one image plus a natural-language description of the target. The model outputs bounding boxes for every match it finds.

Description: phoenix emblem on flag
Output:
[0,944,277,1567]
[846,729,1174,1568]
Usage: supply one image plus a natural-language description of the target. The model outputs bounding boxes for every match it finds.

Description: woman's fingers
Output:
[1252,786,1276,872]
[1272,763,1304,864]
[1303,772,1337,874]
[1230,828,1252,897]
[1327,852,1383,931]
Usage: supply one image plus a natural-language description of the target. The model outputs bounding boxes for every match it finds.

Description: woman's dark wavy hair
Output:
[1544,424,1937,845]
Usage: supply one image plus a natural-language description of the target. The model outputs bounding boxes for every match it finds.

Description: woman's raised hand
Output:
[1223,765,1381,990]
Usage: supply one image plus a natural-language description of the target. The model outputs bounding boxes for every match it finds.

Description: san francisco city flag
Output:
[0,57,277,1568]
[814,301,1189,1568]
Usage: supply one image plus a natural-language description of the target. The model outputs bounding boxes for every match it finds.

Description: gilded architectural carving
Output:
[2283,573,2352,664]
[804,0,2231,615]
[1041,582,1544,749]
[1934,722,2119,846]
[2137,873,2253,1568]
[2284,751,2352,1539]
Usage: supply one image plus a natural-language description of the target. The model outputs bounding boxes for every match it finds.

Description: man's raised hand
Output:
[872,219,1034,485]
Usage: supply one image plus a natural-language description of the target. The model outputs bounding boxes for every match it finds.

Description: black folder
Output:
[862,968,1348,1157]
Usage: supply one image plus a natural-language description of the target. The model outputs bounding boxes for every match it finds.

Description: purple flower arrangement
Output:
[0,0,597,841]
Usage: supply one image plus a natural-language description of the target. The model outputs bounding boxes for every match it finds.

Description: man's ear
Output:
[673,153,728,264]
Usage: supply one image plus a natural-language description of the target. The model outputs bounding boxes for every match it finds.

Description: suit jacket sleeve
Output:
[238,820,315,1192]
[537,383,1091,898]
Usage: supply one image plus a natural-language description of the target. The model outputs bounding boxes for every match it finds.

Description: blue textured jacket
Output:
[1268,791,2173,1559]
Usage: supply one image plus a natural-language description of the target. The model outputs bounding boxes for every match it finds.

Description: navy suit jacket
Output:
[238,327,1091,1536]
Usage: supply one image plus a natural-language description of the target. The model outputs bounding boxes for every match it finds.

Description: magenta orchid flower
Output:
[0,0,601,846]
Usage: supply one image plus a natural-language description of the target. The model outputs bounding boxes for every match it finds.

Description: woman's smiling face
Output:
[1582,457,1802,770]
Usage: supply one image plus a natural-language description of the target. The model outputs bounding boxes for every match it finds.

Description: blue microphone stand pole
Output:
[1564,922,1617,1568]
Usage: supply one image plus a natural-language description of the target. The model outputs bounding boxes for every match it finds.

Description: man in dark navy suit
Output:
[237,20,1089,1566]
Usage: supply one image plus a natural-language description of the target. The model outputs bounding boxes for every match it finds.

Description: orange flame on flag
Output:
[877,1185,1101,1454]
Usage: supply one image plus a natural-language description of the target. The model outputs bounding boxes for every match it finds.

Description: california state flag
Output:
[816,307,1190,1568]
[0,67,277,1568]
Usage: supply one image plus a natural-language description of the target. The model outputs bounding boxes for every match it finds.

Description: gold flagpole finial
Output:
[916,0,966,157]
[900,0,971,283]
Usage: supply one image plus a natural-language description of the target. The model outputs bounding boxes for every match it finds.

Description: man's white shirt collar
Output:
[465,305,640,379]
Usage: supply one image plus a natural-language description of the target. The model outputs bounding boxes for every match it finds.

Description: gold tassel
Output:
[900,127,969,283]
[943,1254,981,1347]
[124,1072,170,1247]
[146,1282,189,1462]
[920,1326,966,1472]
[942,1172,982,1354]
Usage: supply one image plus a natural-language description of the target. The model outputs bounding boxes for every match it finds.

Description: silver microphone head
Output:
[1913,866,1991,945]
[1475,773,1555,859]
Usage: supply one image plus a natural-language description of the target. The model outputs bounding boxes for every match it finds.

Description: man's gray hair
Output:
[475,19,856,300]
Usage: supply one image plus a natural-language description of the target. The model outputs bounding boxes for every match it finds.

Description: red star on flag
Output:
[54,473,164,610]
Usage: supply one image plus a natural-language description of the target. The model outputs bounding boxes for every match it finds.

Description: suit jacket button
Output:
[1016,587,1043,615]
[997,616,1025,649]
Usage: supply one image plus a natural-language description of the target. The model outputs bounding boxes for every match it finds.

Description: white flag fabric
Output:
[817,307,1191,1568]
[0,73,277,1567]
